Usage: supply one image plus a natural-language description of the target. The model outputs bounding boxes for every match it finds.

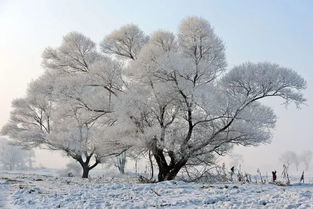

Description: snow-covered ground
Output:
[0,180,9,208]
[1,172,313,209]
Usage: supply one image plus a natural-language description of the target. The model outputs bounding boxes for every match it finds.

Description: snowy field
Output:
[0,172,313,209]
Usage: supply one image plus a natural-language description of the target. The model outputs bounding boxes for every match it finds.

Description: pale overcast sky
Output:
[0,0,312,173]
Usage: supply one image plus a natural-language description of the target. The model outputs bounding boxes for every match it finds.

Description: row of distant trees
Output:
[1,17,306,180]
[0,137,35,170]
[280,150,313,171]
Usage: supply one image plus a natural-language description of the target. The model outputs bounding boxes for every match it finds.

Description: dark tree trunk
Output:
[157,159,187,181]
[148,150,154,180]
[153,147,188,182]
[150,136,188,182]
[82,165,90,178]
[118,165,125,174]
[76,154,99,178]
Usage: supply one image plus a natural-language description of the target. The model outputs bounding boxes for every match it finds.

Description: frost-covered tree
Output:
[103,17,306,181]
[1,33,127,178]
[99,153,127,174]
[115,151,127,174]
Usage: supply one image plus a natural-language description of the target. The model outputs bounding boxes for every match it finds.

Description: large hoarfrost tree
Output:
[1,17,306,181]
[102,17,306,181]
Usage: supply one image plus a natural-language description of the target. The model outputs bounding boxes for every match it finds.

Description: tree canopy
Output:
[1,17,306,180]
